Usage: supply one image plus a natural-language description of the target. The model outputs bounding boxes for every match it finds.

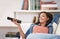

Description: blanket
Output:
[26,33,60,39]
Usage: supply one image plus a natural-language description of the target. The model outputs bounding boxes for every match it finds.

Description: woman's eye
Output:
[42,16,45,17]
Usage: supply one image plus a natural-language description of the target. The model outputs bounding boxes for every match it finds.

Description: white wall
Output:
[0,0,23,26]
[0,0,22,39]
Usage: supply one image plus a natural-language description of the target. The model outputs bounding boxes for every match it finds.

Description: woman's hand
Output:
[11,18,20,26]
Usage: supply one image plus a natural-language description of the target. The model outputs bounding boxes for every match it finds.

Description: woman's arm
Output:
[17,24,25,39]
[11,19,25,39]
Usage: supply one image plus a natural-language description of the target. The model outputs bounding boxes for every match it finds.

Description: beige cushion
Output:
[55,22,60,35]
[52,22,58,34]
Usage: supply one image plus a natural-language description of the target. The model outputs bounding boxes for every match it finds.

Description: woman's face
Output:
[39,13,49,23]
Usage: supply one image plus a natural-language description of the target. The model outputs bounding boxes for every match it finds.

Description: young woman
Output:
[11,12,53,39]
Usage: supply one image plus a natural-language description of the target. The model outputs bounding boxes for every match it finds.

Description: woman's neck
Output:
[40,22,46,27]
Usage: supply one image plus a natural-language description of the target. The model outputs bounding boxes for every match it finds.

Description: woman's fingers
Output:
[11,18,20,25]
[13,18,17,22]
